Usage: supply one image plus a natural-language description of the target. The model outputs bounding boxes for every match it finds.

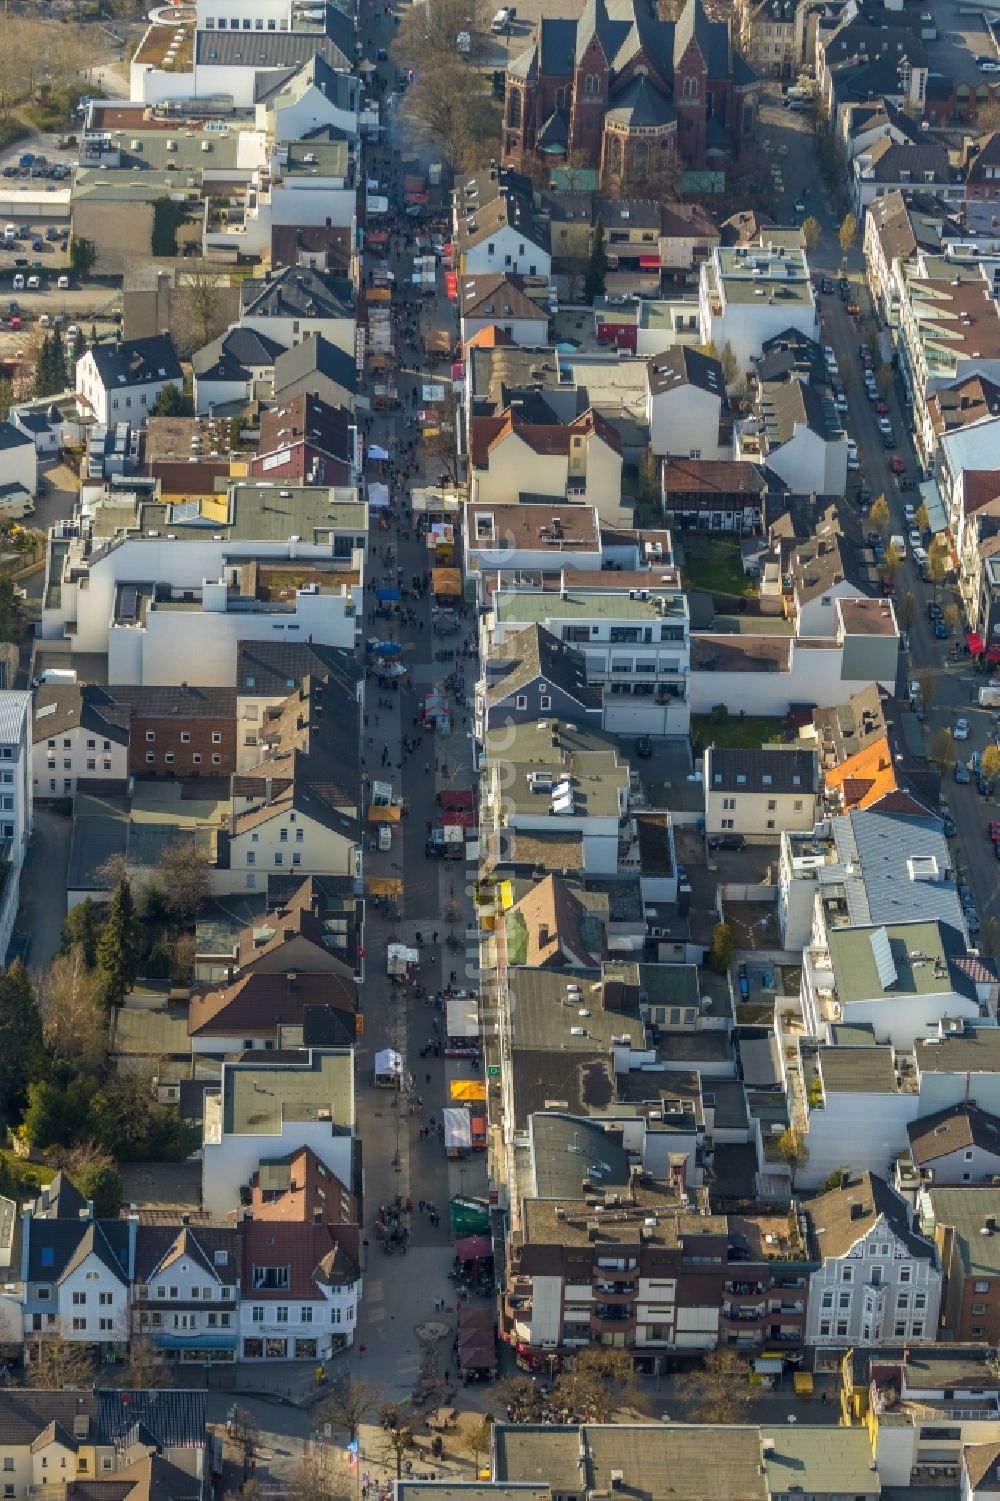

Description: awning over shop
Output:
[368,804,402,824]
[366,877,402,896]
[454,1234,492,1261]
[368,444,390,461]
[368,482,390,509]
[432,567,462,596]
[969,631,985,654]
[918,478,948,536]
[450,1079,487,1102]
[375,1048,402,1077]
[638,254,661,269]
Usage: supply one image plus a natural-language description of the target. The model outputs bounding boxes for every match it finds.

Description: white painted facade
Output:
[688,635,899,717]
[460,225,551,279]
[32,723,128,799]
[134,1244,238,1360]
[805,1211,941,1348]
[646,382,726,461]
[756,423,849,498]
[239,1280,360,1360]
[29,1249,130,1351]
[238,309,355,358]
[42,534,363,686]
[0,695,31,967]
[75,351,179,429]
[0,428,38,496]
[698,246,820,373]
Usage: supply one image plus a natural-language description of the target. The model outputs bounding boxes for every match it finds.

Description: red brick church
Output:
[502,0,758,182]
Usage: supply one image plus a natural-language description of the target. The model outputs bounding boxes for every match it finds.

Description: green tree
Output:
[95,877,141,1007]
[62,1146,122,1219]
[709,921,735,974]
[150,383,184,418]
[69,236,96,279]
[71,326,86,362]
[0,962,43,1126]
[801,215,822,254]
[931,726,957,774]
[34,331,55,398]
[88,1072,194,1161]
[60,896,99,968]
[673,1348,760,1425]
[20,1076,91,1151]
[838,212,858,256]
[897,591,916,633]
[584,219,607,303]
[0,377,12,422]
[870,494,890,538]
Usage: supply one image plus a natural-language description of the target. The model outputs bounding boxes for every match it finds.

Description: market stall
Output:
[375,1048,403,1088]
[446,996,480,1056]
[444,1106,472,1157]
[457,1306,497,1382]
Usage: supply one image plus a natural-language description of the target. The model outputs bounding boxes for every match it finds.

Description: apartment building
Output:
[704,746,819,842]
[698,243,819,374]
[803,1171,941,1348]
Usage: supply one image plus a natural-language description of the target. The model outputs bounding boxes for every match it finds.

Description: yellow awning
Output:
[367,877,403,896]
[368,805,402,823]
[450,1080,487,1102]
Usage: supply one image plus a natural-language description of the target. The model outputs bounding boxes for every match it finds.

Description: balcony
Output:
[725,1281,767,1297]
[592,1306,636,1327]
[593,1285,636,1302]
[594,1264,637,1282]
[722,1305,765,1323]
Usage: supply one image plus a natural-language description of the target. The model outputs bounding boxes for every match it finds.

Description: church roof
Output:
[674,0,730,75]
[605,73,675,127]
[537,108,570,151]
[508,41,538,80]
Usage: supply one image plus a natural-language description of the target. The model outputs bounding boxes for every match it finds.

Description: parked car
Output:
[955,759,971,784]
[890,456,906,475]
[707,833,745,852]
[954,718,970,741]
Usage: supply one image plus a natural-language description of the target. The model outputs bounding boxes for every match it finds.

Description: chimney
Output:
[40,1187,49,1213]
[840,1170,851,1190]
[288,971,298,992]
[181,1212,190,1226]
[538,924,550,948]
[850,1202,865,1221]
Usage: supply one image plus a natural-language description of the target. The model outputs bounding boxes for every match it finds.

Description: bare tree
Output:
[27,1336,96,1389]
[171,263,231,358]
[460,1415,493,1475]
[116,1335,171,1390]
[673,1348,760,1425]
[37,946,109,1074]
[155,840,211,924]
[319,1379,384,1443]
[553,1348,645,1422]
[378,1406,414,1480]
[931,726,957,774]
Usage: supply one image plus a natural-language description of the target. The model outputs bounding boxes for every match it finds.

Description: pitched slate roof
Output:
[235,641,361,700]
[485,624,601,711]
[134,1224,240,1283]
[0,421,33,452]
[241,266,354,322]
[272,334,356,398]
[807,1170,934,1261]
[647,345,723,399]
[94,1391,207,1451]
[907,1104,1000,1167]
[706,746,818,795]
[191,326,286,383]
[188,970,356,1038]
[604,73,675,127]
[86,336,181,391]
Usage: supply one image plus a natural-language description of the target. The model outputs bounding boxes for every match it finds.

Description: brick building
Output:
[502,0,757,181]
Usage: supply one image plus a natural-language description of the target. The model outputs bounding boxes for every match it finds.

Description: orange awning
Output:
[368,804,402,823]
[432,567,462,596]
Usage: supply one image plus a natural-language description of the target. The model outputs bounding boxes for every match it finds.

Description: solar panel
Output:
[870,926,897,990]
